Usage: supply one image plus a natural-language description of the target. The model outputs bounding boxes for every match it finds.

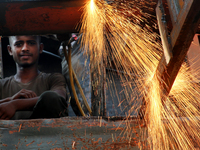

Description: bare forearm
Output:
[12,97,39,111]
[0,97,12,104]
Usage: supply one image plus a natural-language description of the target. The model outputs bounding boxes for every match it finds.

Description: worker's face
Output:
[7,36,43,68]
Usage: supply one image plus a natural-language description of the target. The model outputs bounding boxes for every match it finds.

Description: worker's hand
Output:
[0,101,16,120]
[12,89,37,100]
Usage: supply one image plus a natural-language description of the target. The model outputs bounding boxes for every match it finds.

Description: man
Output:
[0,35,68,120]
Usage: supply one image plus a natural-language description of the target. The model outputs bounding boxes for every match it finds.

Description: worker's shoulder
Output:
[0,76,14,85]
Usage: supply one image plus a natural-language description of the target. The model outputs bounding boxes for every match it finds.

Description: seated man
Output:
[0,35,68,120]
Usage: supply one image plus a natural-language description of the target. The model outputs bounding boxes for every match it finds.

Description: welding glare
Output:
[90,0,95,12]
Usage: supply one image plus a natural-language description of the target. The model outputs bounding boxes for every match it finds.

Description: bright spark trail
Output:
[79,0,200,149]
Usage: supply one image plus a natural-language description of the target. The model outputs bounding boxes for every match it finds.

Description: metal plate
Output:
[0,0,88,36]
[0,117,141,149]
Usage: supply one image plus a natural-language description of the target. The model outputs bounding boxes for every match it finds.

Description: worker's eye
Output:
[14,42,23,47]
[28,41,36,45]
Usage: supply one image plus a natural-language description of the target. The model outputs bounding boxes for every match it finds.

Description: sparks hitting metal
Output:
[79,0,200,149]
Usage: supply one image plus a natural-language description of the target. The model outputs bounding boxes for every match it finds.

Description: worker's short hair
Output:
[8,35,41,45]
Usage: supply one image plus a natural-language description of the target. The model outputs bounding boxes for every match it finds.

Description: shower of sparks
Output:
[79,0,200,149]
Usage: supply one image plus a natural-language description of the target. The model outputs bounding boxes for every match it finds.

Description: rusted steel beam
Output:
[156,0,200,94]
[0,0,89,36]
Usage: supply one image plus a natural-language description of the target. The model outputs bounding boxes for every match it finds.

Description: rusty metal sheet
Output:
[0,117,141,149]
[0,0,89,36]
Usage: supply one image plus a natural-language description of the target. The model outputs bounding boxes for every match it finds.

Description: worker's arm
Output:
[0,88,66,120]
[0,89,37,104]
[0,89,38,120]
[0,97,12,104]
[0,97,39,120]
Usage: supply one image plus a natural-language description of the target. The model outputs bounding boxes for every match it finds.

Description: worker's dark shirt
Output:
[0,72,66,119]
